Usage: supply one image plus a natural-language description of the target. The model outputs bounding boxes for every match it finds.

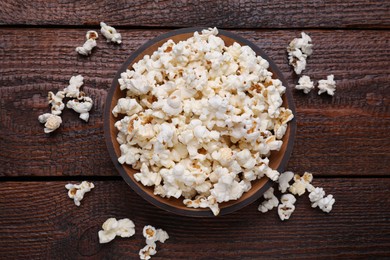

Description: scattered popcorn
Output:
[309,187,335,213]
[66,96,93,122]
[65,181,94,206]
[258,187,279,213]
[100,22,122,44]
[278,193,296,221]
[98,218,135,244]
[318,74,336,96]
[289,172,314,196]
[48,90,65,115]
[295,75,314,94]
[277,171,294,193]
[63,75,84,98]
[113,28,294,216]
[287,32,313,74]
[139,225,169,259]
[76,30,98,56]
[38,113,62,133]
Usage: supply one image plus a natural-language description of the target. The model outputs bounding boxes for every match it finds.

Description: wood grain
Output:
[0,28,389,177]
[0,179,389,259]
[0,0,390,28]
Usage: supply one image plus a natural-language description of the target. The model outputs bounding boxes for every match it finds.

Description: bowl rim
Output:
[104,27,296,217]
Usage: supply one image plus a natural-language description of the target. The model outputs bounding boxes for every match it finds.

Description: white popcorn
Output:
[65,181,94,206]
[48,90,65,115]
[66,96,93,122]
[277,171,294,193]
[289,172,314,196]
[278,193,296,221]
[98,218,135,244]
[113,28,294,215]
[38,113,62,133]
[258,187,279,213]
[76,31,98,56]
[309,187,335,213]
[100,22,122,44]
[63,75,84,98]
[295,75,314,94]
[140,225,169,259]
[318,74,336,96]
[287,32,313,74]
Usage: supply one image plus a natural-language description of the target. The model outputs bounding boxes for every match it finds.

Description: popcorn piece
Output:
[98,218,135,244]
[76,31,98,56]
[287,32,313,74]
[62,75,84,98]
[66,96,93,122]
[295,75,314,94]
[140,225,169,259]
[289,172,314,196]
[278,193,296,221]
[277,171,294,193]
[112,98,142,117]
[309,187,335,213]
[38,113,62,133]
[258,187,279,213]
[318,74,336,96]
[139,243,157,260]
[100,22,122,44]
[65,181,94,206]
[183,195,220,216]
[48,90,65,115]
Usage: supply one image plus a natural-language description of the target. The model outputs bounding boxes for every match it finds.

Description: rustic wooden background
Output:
[0,1,389,259]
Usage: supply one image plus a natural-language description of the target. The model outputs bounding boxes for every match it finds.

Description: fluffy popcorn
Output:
[38,113,62,133]
[289,172,314,196]
[48,90,65,115]
[113,28,294,216]
[66,96,93,122]
[100,22,122,44]
[278,193,296,221]
[309,187,335,213]
[258,187,279,213]
[98,218,135,244]
[277,171,294,193]
[139,225,169,259]
[63,75,84,98]
[295,75,314,94]
[318,74,336,96]
[65,181,94,206]
[76,30,98,56]
[287,32,313,74]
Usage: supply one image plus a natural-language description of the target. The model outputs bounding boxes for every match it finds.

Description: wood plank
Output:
[0,28,389,176]
[0,179,389,259]
[0,0,389,28]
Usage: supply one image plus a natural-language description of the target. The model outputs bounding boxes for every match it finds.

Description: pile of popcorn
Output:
[112,28,294,216]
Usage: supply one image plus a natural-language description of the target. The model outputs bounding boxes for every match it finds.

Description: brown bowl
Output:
[104,27,296,217]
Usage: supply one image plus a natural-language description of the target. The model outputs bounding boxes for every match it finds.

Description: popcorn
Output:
[65,181,94,206]
[309,187,335,213]
[98,218,135,244]
[66,96,93,122]
[48,90,65,115]
[139,225,169,259]
[318,74,336,96]
[287,32,313,74]
[100,22,122,44]
[76,30,98,56]
[113,28,294,216]
[278,193,296,221]
[289,172,314,196]
[38,113,62,133]
[295,75,314,94]
[258,187,279,213]
[277,171,294,193]
[63,75,84,98]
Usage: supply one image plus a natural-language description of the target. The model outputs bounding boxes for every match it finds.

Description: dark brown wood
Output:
[0,1,389,28]
[0,29,389,177]
[0,179,389,259]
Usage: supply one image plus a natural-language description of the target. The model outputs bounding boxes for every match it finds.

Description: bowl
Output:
[104,27,296,217]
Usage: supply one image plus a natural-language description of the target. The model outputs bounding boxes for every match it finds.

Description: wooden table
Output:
[1,1,389,259]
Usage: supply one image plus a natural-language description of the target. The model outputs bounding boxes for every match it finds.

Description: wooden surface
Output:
[0,1,389,259]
